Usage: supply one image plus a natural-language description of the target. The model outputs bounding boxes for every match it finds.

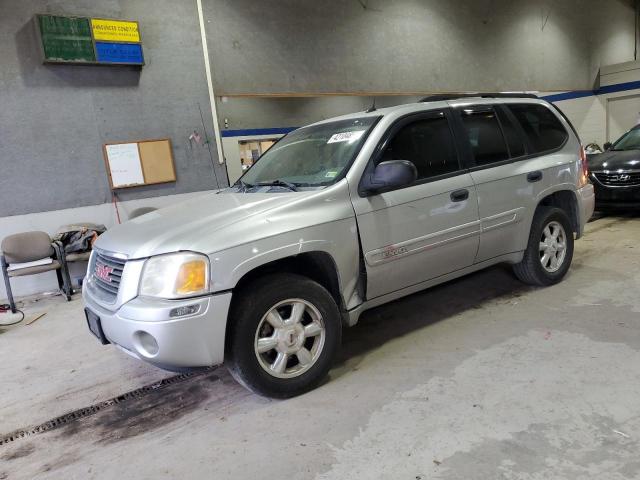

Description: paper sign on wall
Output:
[105,143,145,187]
[91,19,140,42]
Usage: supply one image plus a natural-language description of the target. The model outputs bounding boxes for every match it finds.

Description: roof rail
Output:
[420,92,539,102]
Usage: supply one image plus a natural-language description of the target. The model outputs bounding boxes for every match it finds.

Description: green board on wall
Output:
[37,14,96,62]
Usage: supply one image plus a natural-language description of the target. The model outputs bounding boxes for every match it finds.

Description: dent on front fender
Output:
[208,218,362,305]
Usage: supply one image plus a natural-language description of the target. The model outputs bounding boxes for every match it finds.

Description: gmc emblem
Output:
[95,264,113,282]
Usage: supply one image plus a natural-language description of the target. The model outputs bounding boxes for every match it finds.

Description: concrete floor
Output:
[1,213,640,480]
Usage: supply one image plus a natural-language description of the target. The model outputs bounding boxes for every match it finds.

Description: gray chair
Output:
[1,231,72,313]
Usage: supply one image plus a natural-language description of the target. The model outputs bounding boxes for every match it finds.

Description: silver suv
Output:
[83,94,595,397]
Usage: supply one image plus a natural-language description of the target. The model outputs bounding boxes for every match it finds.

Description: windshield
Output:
[233,116,379,191]
[612,127,640,151]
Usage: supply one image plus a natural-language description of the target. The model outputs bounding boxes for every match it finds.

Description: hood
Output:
[95,191,308,259]
[587,150,640,171]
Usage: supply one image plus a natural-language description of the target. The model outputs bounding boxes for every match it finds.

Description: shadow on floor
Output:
[335,265,531,368]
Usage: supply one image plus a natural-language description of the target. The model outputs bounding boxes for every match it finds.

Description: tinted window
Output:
[379,115,459,180]
[496,108,526,157]
[460,109,510,166]
[508,104,568,153]
[611,127,640,151]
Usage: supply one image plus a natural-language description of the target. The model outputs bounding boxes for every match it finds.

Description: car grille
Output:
[593,171,640,187]
[91,251,126,301]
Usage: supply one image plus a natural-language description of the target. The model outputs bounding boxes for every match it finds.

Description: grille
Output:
[593,171,640,187]
[91,251,126,301]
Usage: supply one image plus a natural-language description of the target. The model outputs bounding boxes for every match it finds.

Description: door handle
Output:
[527,171,543,183]
[450,189,469,202]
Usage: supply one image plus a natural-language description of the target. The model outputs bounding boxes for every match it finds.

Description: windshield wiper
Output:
[256,179,298,191]
[233,179,254,192]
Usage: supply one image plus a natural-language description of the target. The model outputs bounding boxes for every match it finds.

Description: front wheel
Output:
[226,273,341,398]
[513,207,574,286]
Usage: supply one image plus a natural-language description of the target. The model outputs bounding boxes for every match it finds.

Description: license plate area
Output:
[85,308,110,345]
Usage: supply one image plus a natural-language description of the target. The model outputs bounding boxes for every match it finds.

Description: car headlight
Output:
[139,252,210,299]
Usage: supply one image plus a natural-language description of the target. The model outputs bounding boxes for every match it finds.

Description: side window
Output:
[507,104,568,153]
[459,109,510,166]
[380,115,459,180]
[496,107,526,158]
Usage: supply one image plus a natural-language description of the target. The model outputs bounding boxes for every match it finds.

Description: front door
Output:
[350,110,481,300]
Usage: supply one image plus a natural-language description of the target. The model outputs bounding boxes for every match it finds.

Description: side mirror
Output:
[603,142,612,151]
[360,160,418,196]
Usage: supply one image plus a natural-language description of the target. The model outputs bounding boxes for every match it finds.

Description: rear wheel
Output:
[513,207,574,286]
[226,273,341,398]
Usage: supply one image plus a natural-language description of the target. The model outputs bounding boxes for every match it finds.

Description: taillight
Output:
[578,145,589,187]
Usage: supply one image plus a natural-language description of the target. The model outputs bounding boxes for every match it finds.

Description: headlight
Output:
[139,252,210,299]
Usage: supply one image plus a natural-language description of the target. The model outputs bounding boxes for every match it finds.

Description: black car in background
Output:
[588,126,640,210]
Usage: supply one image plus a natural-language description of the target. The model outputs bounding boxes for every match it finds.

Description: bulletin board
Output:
[103,139,176,189]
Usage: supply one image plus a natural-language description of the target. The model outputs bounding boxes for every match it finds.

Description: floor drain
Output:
[0,366,217,447]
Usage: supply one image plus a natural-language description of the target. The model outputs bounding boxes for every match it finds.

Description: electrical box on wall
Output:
[35,14,144,66]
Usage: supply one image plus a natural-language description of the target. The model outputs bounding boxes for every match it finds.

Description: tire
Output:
[513,207,574,286]
[226,273,342,398]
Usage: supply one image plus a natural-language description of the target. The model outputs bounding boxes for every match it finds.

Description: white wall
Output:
[553,61,640,147]
[0,190,214,301]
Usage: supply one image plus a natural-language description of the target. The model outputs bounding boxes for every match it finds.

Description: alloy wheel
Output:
[254,298,326,379]
[539,220,567,273]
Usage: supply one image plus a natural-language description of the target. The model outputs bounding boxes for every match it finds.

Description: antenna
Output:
[365,97,377,113]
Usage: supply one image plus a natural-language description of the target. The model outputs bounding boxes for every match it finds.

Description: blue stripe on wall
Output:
[541,79,640,103]
[597,80,640,95]
[540,90,595,102]
[220,127,297,137]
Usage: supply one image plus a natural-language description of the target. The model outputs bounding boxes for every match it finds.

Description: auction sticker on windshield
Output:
[327,130,365,143]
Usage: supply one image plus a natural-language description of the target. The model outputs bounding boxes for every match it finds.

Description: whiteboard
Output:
[105,143,145,188]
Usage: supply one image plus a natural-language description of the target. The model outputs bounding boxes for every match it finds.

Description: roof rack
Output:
[420,92,539,102]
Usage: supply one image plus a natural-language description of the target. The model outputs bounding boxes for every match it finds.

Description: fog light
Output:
[169,304,200,318]
[133,331,159,357]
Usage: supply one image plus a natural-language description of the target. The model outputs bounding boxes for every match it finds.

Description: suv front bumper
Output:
[83,289,232,369]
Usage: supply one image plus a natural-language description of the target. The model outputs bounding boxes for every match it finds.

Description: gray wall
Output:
[216,95,422,131]
[0,0,227,217]
[204,0,634,96]
[205,0,636,136]
[1,0,636,217]
[589,1,638,82]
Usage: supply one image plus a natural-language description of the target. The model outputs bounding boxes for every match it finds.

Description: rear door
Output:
[452,102,570,263]
[351,110,480,300]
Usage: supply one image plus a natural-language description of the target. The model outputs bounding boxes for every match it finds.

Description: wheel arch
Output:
[230,251,346,314]
[535,188,580,236]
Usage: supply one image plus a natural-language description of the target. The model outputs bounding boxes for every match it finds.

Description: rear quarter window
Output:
[507,104,568,153]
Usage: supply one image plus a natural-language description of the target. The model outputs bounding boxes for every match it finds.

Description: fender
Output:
[208,217,362,309]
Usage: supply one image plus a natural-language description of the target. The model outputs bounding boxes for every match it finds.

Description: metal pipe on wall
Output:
[196,0,225,165]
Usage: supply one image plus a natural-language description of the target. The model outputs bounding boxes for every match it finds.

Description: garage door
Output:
[607,94,640,143]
